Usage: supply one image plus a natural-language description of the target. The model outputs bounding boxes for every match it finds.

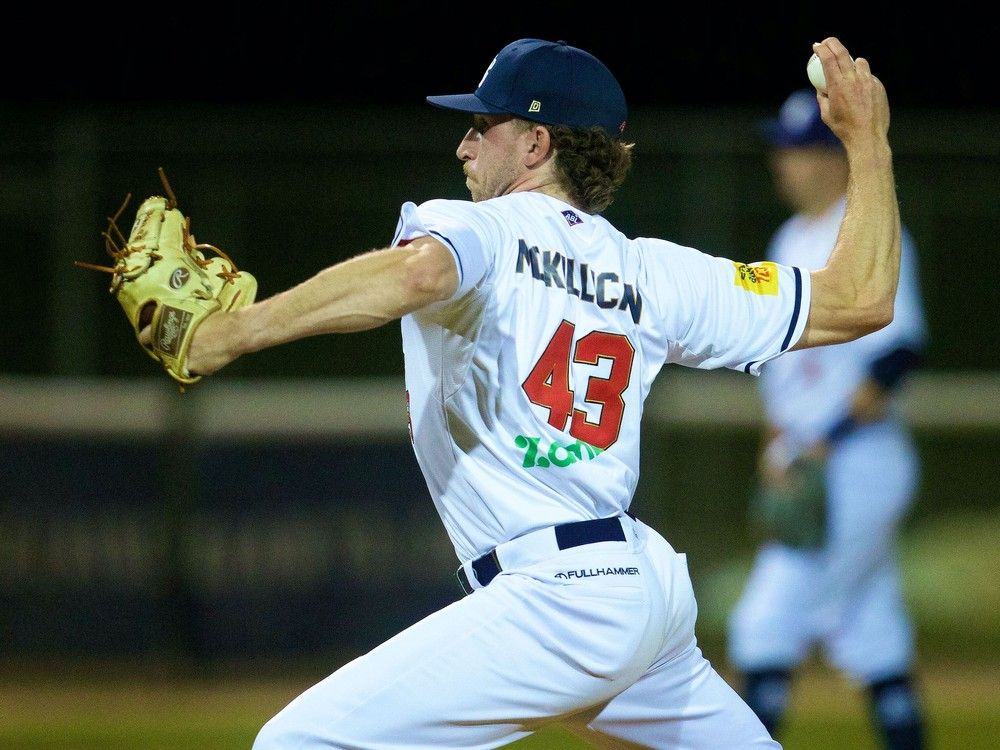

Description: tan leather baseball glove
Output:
[76,168,257,391]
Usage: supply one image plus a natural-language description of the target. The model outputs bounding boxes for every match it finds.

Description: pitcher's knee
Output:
[253,710,364,750]
[252,713,306,750]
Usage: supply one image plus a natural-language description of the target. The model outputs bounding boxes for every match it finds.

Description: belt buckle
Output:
[455,518,632,596]
[456,565,474,596]
[457,548,502,595]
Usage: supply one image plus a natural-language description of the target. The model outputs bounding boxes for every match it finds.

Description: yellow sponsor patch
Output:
[733,261,779,296]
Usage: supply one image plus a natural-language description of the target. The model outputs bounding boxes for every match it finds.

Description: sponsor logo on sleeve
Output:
[733,261,779,296]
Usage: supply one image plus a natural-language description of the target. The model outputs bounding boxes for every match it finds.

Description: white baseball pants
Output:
[254,515,779,749]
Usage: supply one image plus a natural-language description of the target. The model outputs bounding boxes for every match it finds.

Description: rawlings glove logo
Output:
[156,306,192,356]
[169,268,190,289]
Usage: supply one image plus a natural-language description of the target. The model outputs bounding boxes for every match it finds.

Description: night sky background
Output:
[4,5,995,112]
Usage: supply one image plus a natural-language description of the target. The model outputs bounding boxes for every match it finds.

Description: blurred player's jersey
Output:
[393,192,811,561]
[759,196,928,446]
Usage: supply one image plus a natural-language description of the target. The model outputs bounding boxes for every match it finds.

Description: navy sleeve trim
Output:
[826,415,858,443]
[780,267,803,352]
[428,229,464,285]
[870,346,925,391]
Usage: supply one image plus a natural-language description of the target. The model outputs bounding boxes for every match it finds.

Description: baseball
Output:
[807,52,826,93]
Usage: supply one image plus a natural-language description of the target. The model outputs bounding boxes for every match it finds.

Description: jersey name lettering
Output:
[515,240,643,323]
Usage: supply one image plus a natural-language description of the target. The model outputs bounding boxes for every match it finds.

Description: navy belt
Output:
[456,515,630,595]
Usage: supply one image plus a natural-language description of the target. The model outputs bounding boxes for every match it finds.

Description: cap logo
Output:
[479,56,498,87]
[528,100,541,113]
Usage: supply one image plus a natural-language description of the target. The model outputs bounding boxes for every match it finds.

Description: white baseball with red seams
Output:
[807,52,827,92]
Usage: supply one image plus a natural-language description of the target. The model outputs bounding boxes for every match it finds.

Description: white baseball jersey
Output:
[255,191,797,750]
[392,191,811,561]
[758,196,927,447]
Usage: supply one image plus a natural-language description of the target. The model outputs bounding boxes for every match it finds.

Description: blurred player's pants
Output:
[254,515,779,749]
[728,422,920,684]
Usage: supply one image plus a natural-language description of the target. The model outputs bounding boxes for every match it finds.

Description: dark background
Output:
[3,6,996,110]
[3,5,997,378]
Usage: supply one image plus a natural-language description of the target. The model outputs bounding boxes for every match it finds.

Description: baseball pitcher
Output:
[125,36,900,749]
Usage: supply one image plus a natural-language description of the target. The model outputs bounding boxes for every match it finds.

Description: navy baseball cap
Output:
[426,38,628,137]
[761,89,841,148]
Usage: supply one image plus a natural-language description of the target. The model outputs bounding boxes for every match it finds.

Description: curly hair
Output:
[528,122,634,214]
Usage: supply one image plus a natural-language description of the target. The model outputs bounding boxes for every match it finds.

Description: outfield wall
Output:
[2,372,996,659]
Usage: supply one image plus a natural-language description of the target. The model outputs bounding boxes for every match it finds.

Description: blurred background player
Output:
[726,89,930,749]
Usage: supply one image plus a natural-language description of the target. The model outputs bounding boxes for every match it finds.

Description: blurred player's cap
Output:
[761,89,841,148]
[426,38,627,137]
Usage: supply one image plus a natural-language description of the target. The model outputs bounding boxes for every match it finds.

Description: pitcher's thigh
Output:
[568,642,781,750]
[254,572,652,749]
